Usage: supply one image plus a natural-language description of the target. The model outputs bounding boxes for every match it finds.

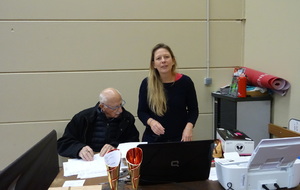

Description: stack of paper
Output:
[63,154,107,179]
[62,142,147,179]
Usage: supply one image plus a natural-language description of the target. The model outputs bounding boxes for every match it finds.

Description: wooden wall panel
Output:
[210,0,245,19]
[0,0,244,20]
[0,22,205,72]
[0,71,146,123]
[0,21,242,72]
[210,22,244,67]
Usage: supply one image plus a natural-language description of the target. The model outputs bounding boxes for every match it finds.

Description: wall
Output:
[0,0,244,168]
[244,0,300,127]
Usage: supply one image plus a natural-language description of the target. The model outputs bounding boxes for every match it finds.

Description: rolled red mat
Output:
[242,67,290,96]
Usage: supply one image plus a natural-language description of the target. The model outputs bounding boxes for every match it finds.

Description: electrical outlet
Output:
[289,118,300,133]
[204,77,212,85]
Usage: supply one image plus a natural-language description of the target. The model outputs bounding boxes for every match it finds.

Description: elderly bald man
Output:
[57,88,139,161]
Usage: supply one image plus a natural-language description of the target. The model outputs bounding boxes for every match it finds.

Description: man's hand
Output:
[99,144,115,157]
[79,146,94,161]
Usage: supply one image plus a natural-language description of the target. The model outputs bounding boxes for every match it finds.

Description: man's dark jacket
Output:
[57,103,139,158]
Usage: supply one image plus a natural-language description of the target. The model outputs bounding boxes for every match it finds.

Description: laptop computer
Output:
[137,140,214,185]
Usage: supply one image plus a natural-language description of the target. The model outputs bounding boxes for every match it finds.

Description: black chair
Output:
[0,130,59,190]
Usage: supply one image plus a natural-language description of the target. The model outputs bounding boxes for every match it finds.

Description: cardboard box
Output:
[246,90,268,97]
[216,128,254,156]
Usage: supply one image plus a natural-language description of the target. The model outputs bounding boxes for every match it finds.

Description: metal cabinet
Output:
[212,92,272,146]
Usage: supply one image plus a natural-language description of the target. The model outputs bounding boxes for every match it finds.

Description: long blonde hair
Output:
[147,43,177,116]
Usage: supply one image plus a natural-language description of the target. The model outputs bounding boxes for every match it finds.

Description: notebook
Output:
[137,140,214,185]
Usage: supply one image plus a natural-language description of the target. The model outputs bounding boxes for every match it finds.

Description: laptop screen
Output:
[137,140,214,185]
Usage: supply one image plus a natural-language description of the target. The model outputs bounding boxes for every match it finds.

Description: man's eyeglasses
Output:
[103,100,126,111]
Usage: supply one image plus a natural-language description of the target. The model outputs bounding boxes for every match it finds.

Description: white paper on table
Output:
[63,161,85,177]
[77,170,107,179]
[208,167,218,181]
[63,153,107,178]
[117,142,147,158]
[62,180,85,187]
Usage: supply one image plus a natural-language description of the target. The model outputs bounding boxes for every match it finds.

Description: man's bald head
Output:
[99,88,122,104]
[98,88,124,118]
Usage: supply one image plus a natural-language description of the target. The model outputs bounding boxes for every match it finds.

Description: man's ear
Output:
[99,103,104,109]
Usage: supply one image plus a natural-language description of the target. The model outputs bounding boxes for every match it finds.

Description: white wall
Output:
[0,0,244,168]
[244,0,300,127]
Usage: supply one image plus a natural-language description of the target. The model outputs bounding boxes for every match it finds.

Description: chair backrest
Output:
[269,123,300,138]
[0,130,59,190]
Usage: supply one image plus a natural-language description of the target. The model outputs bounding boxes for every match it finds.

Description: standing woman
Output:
[138,43,199,143]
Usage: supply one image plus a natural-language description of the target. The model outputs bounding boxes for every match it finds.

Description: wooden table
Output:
[50,168,225,190]
[50,168,300,190]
